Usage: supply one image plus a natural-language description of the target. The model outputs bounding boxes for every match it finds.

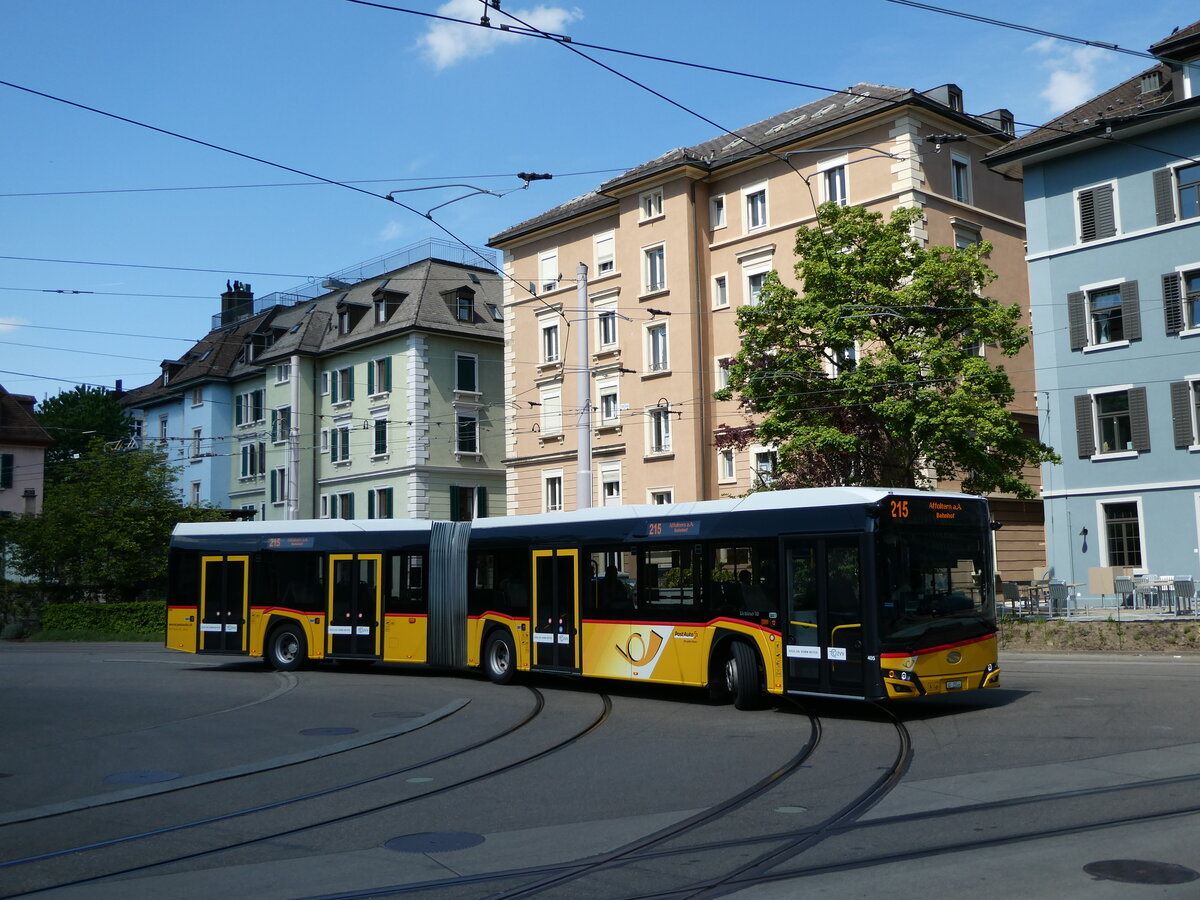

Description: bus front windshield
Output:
[878,526,996,652]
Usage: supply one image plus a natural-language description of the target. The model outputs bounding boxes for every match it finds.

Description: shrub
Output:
[1,622,26,640]
[40,601,166,634]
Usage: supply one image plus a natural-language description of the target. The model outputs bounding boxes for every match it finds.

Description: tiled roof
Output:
[489,82,997,245]
[0,385,54,448]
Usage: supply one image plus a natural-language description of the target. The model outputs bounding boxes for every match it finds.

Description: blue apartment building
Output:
[989,21,1200,594]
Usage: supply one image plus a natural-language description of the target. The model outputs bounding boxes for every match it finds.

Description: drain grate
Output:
[104,770,181,785]
[1084,859,1200,885]
[299,727,359,736]
[384,832,485,853]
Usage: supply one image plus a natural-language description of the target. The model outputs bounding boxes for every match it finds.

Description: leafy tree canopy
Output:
[2,440,226,602]
[36,384,133,479]
[714,203,1058,497]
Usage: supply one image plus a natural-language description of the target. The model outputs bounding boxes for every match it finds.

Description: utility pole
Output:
[575,262,592,509]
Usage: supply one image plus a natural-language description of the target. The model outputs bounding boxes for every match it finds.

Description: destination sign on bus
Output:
[888,498,968,523]
[644,519,700,537]
[264,536,316,549]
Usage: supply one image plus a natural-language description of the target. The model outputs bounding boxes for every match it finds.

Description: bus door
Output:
[199,555,249,654]
[783,536,866,695]
[532,549,580,671]
[328,554,382,658]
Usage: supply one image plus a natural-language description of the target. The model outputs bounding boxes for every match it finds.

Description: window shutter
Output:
[367,361,375,396]
[345,493,355,519]
[1153,168,1176,225]
[1074,394,1096,458]
[257,442,266,475]
[253,390,264,422]
[1079,185,1116,242]
[384,488,393,518]
[1171,382,1193,448]
[476,486,488,518]
[235,398,244,427]
[330,370,338,402]
[270,470,278,503]
[1119,281,1141,342]
[384,356,392,392]
[270,409,278,443]
[0,453,13,489]
[367,490,375,519]
[1129,386,1150,452]
[346,366,354,400]
[1067,291,1087,350]
[449,485,461,522]
[1164,272,1184,335]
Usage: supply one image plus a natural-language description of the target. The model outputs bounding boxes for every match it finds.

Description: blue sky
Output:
[2,1,1196,400]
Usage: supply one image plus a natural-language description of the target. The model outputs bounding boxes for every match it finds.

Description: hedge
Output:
[40,601,166,634]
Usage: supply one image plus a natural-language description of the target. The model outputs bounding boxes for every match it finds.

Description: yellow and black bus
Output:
[168,487,1000,705]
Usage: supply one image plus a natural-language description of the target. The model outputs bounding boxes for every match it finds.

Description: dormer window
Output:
[1141,71,1162,94]
[335,299,369,335]
[446,286,475,322]
[372,284,407,324]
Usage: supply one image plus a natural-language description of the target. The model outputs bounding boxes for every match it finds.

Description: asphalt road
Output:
[2,643,1199,899]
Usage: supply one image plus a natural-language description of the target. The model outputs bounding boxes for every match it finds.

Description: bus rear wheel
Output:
[484,630,517,685]
[725,641,761,710]
[266,623,307,672]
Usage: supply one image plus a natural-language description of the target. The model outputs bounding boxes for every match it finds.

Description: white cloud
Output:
[378,219,407,243]
[1030,39,1108,116]
[418,0,582,70]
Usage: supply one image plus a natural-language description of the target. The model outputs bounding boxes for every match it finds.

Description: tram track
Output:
[1,686,613,899]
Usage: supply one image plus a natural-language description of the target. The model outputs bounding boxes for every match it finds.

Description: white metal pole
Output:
[288,354,300,520]
[575,262,592,509]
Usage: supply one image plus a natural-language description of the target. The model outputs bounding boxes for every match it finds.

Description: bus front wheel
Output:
[725,641,761,710]
[484,630,517,685]
[266,623,307,672]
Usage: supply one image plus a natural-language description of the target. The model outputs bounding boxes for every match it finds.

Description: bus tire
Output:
[725,641,761,710]
[483,629,517,685]
[266,622,307,672]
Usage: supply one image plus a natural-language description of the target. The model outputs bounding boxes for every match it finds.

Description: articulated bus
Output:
[167,487,1000,705]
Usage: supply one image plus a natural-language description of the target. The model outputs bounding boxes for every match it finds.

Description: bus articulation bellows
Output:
[168,487,1001,704]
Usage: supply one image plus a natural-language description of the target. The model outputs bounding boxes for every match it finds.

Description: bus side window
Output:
[637,545,697,610]
[276,552,323,612]
[386,553,427,614]
[589,549,635,616]
[708,542,776,618]
[492,549,530,614]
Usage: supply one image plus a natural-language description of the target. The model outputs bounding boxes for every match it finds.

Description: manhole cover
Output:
[299,727,359,736]
[104,770,181,785]
[1084,860,1200,885]
[384,832,485,853]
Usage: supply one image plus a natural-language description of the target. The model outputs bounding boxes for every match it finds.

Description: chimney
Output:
[220,280,255,325]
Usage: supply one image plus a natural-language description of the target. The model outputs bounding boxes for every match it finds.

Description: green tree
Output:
[36,385,133,479]
[1,440,226,602]
[714,203,1057,496]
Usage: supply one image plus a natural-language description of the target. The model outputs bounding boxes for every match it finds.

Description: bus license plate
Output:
[945,680,963,690]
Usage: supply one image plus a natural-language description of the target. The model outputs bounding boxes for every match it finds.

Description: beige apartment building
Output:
[489,82,1044,576]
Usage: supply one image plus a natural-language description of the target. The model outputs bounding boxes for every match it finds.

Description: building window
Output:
[1077,183,1117,242]
[1068,282,1140,350]
[456,292,474,322]
[718,448,735,482]
[329,491,354,520]
[595,231,615,275]
[367,487,394,519]
[753,450,777,486]
[600,462,621,507]
[373,418,388,456]
[1178,163,1200,219]
[541,322,560,364]
[644,245,666,293]
[0,453,12,489]
[823,165,847,206]
[235,389,265,426]
[597,307,618,348]
[649,489,673,505]
[746,271,767,306]
[1102,501,1143,568]
[598,385,619,424]
[456,353,479,392]
[540,389,563,435]
[331,424,352,463]
[831,344,858,375]
[716,356,732,390]
[1075,387,1149,457]
[190,428,203,460]
[544,472,564,512]
[486,302,503,322]
[713,274,728,308]
[338,309,353,335]
[271,406,291,444]
[456,414,478,454]
[369,357,392,394]
[710,194,726,228]
[640,187,664,220]
[1164,269,1200,334]
[951,153,972,204]
[190,387,203,407]
[275,363,291,384]
[648,407,672,454]
[745,185,768,230]
[539,249,559,293]
[1170,379,1200,448]
[330,366,354,404]
[190,482,201,505]
[239,442,261,478]
[158,416,168,444]
[270,467,288,505]
[646,322,669,372]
